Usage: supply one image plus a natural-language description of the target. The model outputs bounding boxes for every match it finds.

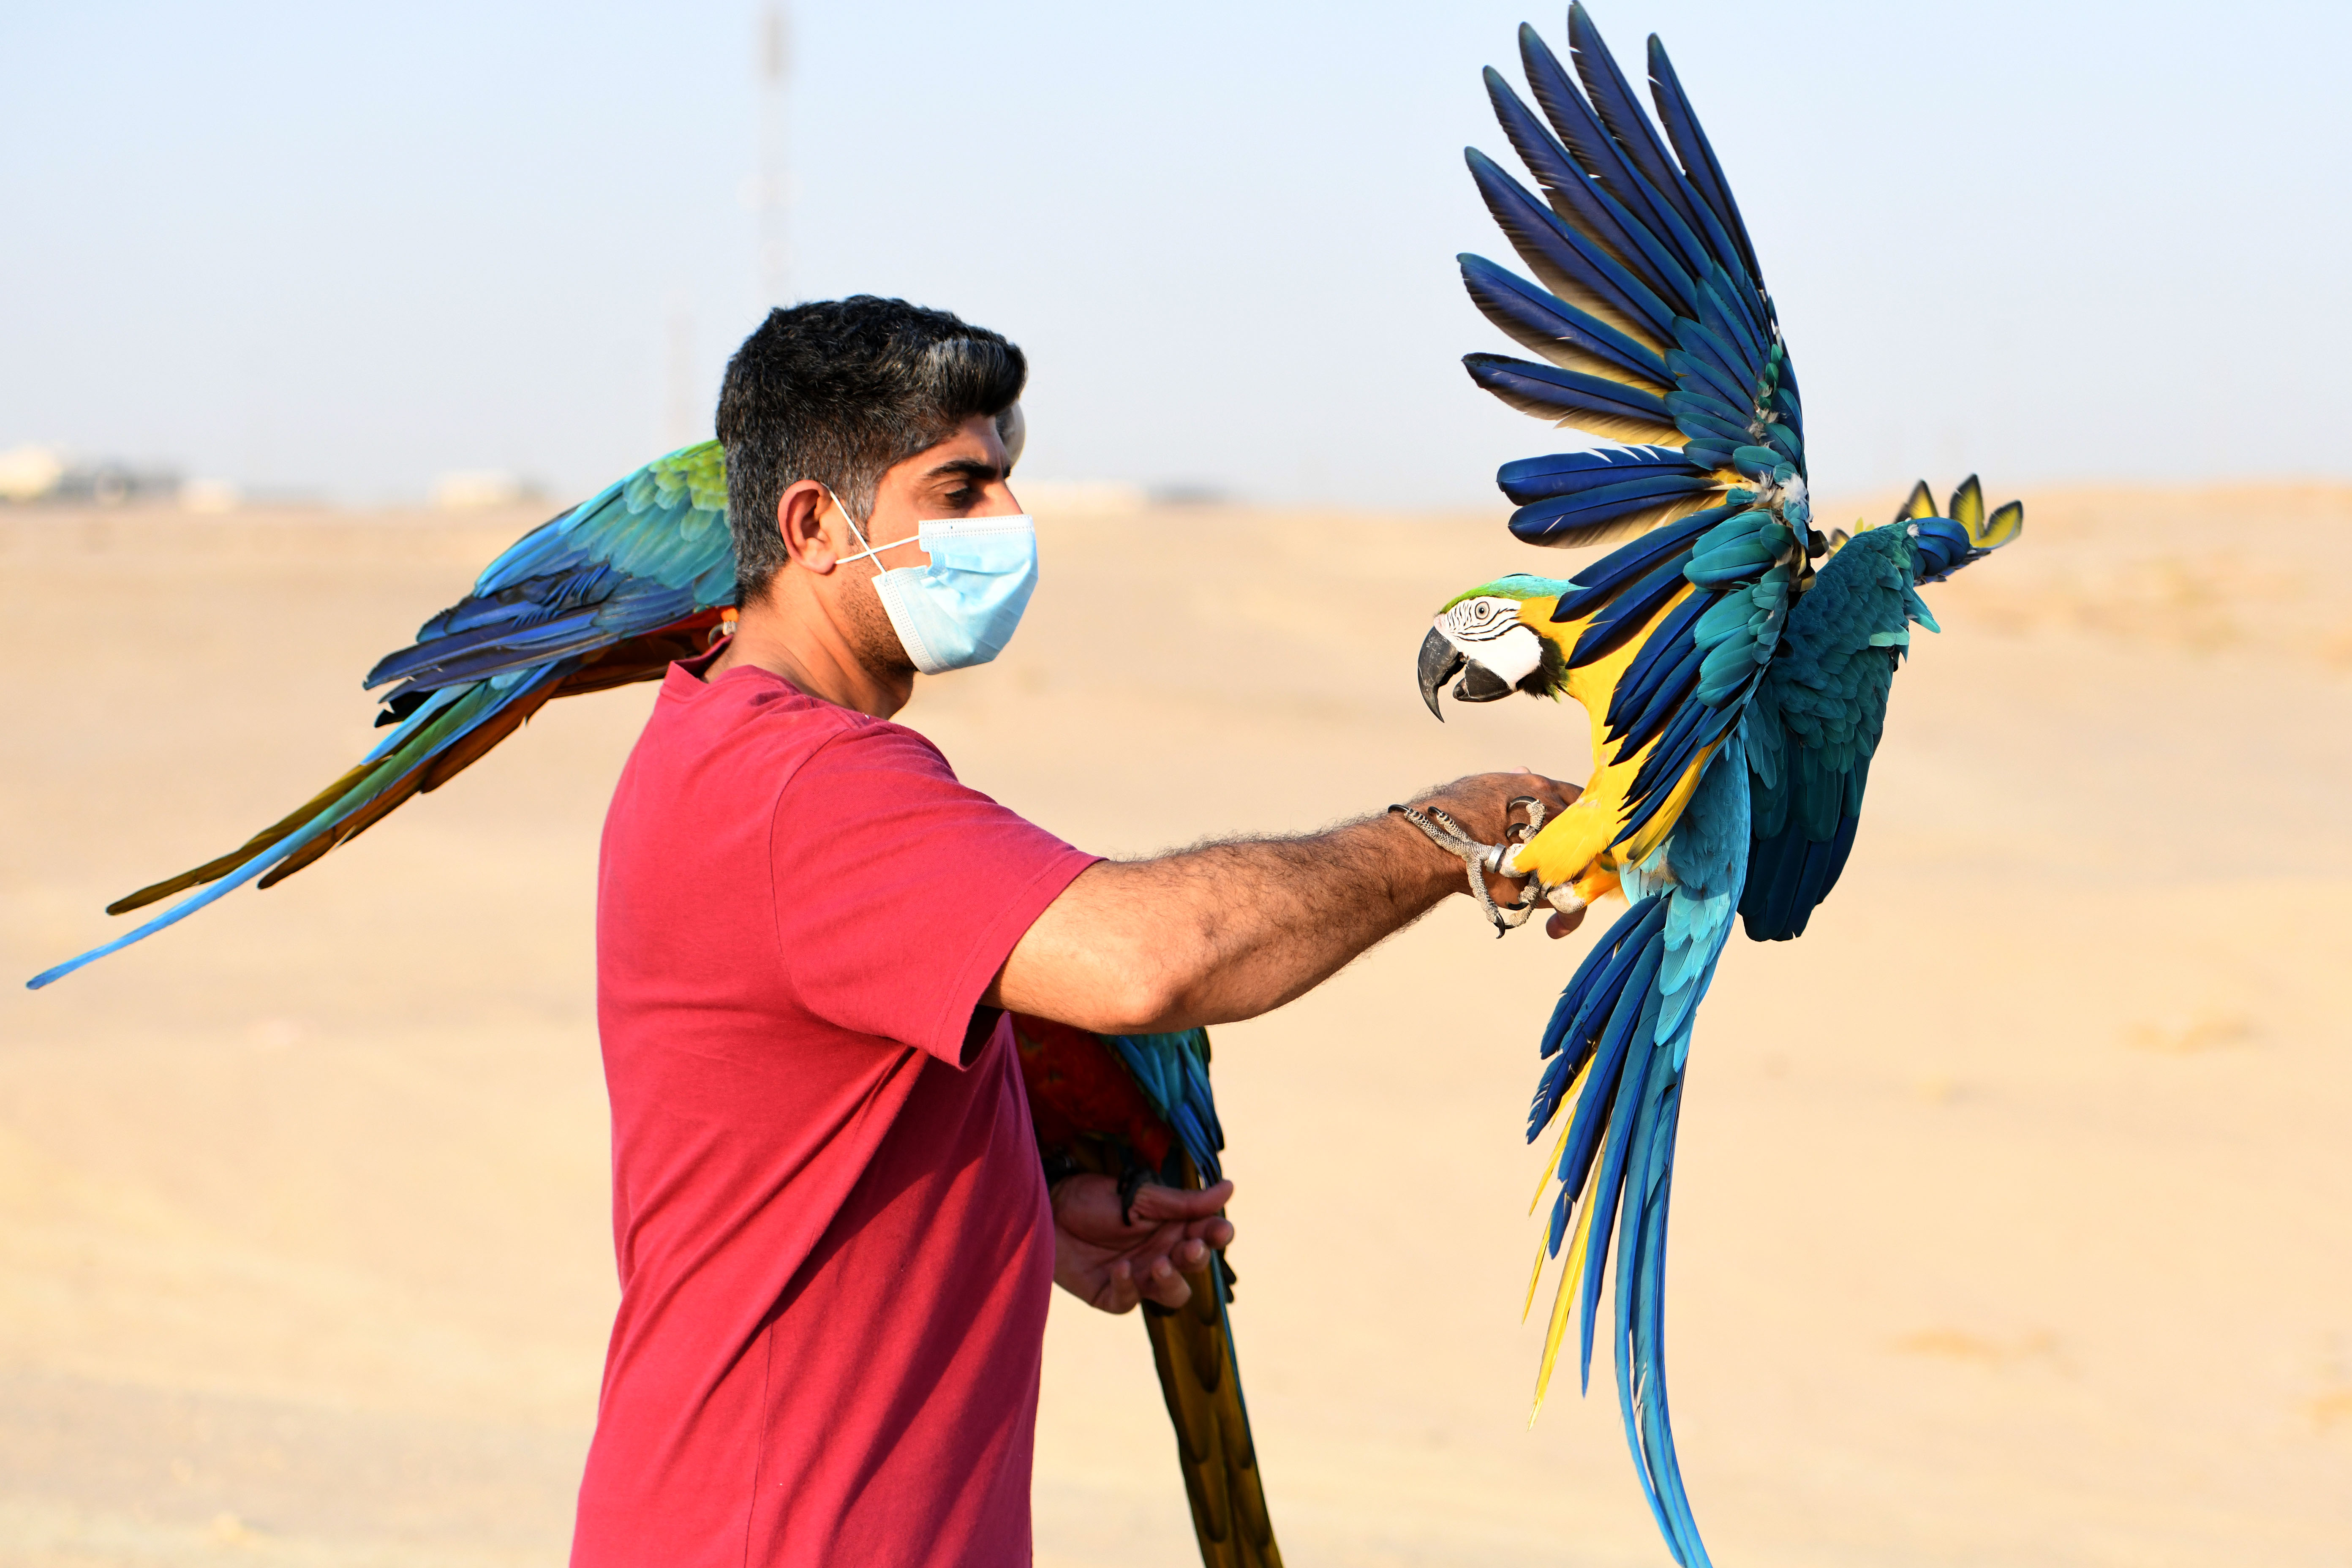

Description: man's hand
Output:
[1407,768,1580,852]
[1050,1175,1236,1314]
[1405,767,1580,900]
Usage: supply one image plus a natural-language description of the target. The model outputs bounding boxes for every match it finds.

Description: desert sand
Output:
[1,482,2347,1566]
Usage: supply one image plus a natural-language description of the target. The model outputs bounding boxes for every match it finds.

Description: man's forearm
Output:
[991,773,1571,1033]
[1066,812,1458,1030]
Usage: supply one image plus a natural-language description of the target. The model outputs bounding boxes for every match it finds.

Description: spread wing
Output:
[1464,3,1811,866]
[1740,477,2021,938]
[1010,1017,1279,1568]
[28,442,735,989]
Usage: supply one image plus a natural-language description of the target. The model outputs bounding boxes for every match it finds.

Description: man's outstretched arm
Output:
[988,771,1579,1034]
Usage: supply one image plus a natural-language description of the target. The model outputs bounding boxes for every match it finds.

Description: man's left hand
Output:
[1050,1175,1235,1314]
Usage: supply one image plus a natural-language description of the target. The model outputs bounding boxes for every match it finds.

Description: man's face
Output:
[853,413,1023,560]
[781,414,1025,678]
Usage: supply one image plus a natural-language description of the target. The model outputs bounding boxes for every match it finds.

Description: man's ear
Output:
[776,482,838,574]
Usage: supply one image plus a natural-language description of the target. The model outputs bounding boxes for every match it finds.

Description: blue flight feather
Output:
[1481,70,1684,306]
[1645,35,1761,285]
[1564,3,1713,276]
[1465,352,1677,435]
[1504,475,1716,544]
[1465,149,1680,343]
[1515,24,1709,299]
[1567,558,1694,665]
[1459,253,1672,386]
[1550,509,1722,621]
[1497,444,1701,504]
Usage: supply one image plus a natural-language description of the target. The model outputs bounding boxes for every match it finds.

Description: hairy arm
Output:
[987,772,1578,1034]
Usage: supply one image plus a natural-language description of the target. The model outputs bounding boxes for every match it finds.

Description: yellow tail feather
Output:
[1533,1181,1600,1419]
[1527,1059,1590,1216]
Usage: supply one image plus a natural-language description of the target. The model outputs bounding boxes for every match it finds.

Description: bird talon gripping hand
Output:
[1387,800,1545,933]
[1422,8,2021,1564]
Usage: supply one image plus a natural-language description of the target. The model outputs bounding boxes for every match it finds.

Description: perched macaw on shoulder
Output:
[29,438,740,989]
[1401,8,2022,1565]
[27,420,1277,1568]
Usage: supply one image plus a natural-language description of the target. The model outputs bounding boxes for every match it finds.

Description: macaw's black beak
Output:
[1418,626,1517,720]
[1418,627,1465,720]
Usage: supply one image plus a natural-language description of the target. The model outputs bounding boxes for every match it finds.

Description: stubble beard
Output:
[842,568,917,680]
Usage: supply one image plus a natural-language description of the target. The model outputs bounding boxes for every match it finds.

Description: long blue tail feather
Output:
[1520,739,1747,1566]
[27,670,558,988]
[1539,895,1666,1055]
[1575,984,1663,1390]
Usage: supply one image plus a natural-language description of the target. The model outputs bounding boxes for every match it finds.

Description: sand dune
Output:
[1,484,2347,1565]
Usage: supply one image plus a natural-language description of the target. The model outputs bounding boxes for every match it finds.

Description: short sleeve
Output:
[768,721,1097,1065]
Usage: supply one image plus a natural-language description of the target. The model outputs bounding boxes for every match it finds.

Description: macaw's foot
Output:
[1389,796,1552,936]
[1116,1164,1152,1225]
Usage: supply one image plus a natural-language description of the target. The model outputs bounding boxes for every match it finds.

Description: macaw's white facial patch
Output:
[1436,596,1543,686]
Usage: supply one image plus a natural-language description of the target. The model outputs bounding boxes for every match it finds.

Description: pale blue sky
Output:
[2,0,2344,507]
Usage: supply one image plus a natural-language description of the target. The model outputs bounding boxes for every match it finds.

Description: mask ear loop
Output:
[824,485,922,571]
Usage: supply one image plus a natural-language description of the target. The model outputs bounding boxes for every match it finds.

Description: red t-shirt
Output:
[574,649,1097,1568]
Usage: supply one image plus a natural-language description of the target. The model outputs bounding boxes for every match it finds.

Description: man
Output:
[574,296,1577,1566]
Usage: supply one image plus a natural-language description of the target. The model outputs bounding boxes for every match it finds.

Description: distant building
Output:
[0,445,181,504]
[178,479,242,513]
[432,471,544,510]
[0,447,64,502]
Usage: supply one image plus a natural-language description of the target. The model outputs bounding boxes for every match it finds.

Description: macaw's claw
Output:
[1389,798,1551,936]
[1116,1164,1152,1226]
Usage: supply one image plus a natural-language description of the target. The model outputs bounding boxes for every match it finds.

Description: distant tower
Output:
[663,293,698,449]
[756,4,792,310]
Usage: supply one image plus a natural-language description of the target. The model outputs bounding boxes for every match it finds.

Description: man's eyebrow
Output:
[924,457,1002,484]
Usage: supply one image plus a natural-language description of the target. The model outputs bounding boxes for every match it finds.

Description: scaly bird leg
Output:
[1390,797,1552,936]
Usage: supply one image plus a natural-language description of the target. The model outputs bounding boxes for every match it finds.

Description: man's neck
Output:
[705,580,913,720]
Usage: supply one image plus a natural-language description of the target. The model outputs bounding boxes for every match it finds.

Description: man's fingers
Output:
[1546,906,1587,939]
[1097,1258,1139,1315]
[1127,1179,1233,1222]
[1141,1263,1193,1310]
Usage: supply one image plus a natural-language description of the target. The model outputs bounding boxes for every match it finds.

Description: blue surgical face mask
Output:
[827,488,1040,675]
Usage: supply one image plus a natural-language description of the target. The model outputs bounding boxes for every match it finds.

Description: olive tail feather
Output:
[1143,1258,1282,1568]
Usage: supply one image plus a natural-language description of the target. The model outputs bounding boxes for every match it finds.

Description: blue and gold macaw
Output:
[27,430,1279,1568]
[1403,8,2023,1564]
